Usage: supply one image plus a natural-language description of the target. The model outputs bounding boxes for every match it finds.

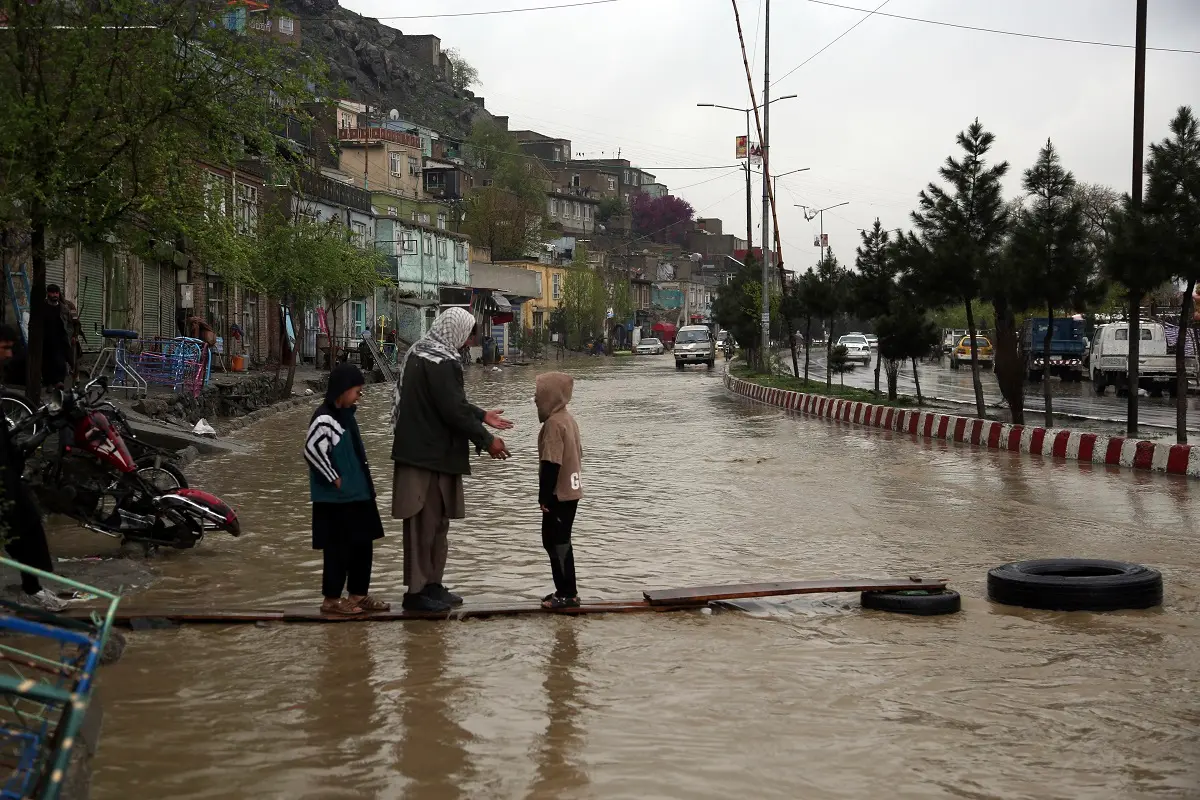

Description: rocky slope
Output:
[283,0,493,139]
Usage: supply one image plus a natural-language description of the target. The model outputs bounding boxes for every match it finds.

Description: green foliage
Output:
[713,253,768,365]
[463,119,546,260]
[853,220,896,321]
[444,48,480,92]
[559,245,607,347]
[829,344,851,385]
[597,197,628,224]
[730,364,915,407]
[1146,106,1200,287]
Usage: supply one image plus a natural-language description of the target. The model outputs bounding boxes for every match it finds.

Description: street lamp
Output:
[798,202,850,263]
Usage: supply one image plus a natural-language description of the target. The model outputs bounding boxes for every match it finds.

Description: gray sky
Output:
[340,0,1200,271]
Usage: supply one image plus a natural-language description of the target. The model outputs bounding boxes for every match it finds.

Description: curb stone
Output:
[724,372,1200,480]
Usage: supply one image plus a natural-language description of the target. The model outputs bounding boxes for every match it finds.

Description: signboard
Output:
[814,234,829,247]
[761,313,770,324]
[736,136,748,159]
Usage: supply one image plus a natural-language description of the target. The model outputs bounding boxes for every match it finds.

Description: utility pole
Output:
[1127,0,1148,437]
[745,109,752,256]
[760,0,771,370]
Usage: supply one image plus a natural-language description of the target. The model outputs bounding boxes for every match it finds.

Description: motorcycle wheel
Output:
[1,393,35,432]
[134,457,189,492]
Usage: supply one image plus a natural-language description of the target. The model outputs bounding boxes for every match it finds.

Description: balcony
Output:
[338,127,422,150]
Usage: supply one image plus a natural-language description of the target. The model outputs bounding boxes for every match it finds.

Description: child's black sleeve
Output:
[539,461,560,506]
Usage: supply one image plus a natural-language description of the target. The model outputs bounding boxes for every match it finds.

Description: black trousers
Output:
[6,487,54,595]
[541,500,578,598]
[322,538,373,599]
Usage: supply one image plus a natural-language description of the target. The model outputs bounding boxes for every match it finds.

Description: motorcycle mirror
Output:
[45,388,65,414]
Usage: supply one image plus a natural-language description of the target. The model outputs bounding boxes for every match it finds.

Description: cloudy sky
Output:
[339,0,1199,270]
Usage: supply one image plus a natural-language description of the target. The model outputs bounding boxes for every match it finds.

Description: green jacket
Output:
[305,406,374,504]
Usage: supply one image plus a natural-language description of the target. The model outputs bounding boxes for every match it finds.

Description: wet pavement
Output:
[85,355,1200,799]
[797,348,1200,434]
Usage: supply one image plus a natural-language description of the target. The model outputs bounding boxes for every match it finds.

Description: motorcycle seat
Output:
[101,329,140,340]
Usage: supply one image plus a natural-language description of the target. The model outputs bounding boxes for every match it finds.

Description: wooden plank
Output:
[643,577,948,606]
[281,599,655,623]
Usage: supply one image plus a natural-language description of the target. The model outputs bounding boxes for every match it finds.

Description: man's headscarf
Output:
[390,307,476,426]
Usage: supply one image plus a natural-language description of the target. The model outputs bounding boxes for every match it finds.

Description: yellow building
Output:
[496,260,568,332]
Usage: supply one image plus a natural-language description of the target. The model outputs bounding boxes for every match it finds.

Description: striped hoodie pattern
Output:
[304,412,344,484]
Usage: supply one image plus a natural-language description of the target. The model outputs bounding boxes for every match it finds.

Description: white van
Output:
[674,325,715,370]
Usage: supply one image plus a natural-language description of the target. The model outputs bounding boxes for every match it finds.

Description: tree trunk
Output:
[825,317,833,390]
[24,213,47,400]
[885,358,899,400]
[1043,304,1055,427]
[873,348,881,398]
[1127,293,1141,436]
[912,357,923,406]
[1177,279,1195,445]
[283,300,300,397]
[803,315,812,383]
[964,300,986,418]
[992,302,1025,425]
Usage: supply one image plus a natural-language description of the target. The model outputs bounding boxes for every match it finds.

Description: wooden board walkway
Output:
[61,577,949,628]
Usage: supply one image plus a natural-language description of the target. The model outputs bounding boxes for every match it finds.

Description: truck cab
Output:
[1023,317,1086,382]
[1090,321,1198,397]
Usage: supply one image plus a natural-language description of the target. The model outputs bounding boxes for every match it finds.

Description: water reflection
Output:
[392,625,474,800]
[527,621,589,800]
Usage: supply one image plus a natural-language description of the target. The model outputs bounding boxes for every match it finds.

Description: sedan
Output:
[635,337,665,355]
[836,335,872,365]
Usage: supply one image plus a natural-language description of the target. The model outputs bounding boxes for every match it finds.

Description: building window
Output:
[389,152,403,176]
[571,174,580,188]
[455,243,468,262]
[279,15,294,34]
[423,234,433,254]
[533,310,544,330]
[350,300,366,337]
[552,273,562,300]
[235,183,258,235]
[426,172,444,189]
[437,213,447,230]
[351,220,367,247]
[573,202,580,220]
[387,206,398,217]
[402,237,417,253]
[437,239,448,258]
[408,156,420,176]
[205,173,226,219]
[607,176,616,191]
[418,213,431,225]
[553,146,562,161]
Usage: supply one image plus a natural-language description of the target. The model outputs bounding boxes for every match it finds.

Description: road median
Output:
[725,369,1199,480]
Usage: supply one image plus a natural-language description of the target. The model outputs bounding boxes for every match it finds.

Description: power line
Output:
[356,0,621,21]
[673,168,744,191]
[771,0,891,89]
[803,0,1200,55]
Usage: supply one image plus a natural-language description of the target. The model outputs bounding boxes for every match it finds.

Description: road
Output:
[790,346,1200,433]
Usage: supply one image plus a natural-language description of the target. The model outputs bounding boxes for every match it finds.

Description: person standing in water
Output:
[390,308,512,613]
[536,372,583,609]
[304,363,389,616]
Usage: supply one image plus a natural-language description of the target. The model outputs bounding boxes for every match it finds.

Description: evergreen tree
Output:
[910,119,1011,418]
[810,251,848,390]
[1145,106,1200,443]
[1007,139,1092,427]
[713,253,766,368]
[854,219,896,397]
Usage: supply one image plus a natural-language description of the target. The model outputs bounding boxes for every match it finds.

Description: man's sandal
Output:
[541,594,581,610]
[353,595,391,612]
[320,598,365,616]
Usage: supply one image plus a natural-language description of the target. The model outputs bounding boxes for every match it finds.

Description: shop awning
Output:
[491,292,513,324]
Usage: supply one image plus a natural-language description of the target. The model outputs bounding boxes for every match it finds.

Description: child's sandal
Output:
[321,598,365,616]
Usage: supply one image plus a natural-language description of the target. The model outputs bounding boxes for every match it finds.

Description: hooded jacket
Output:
[305,363,374,504]
[536,372,582,504]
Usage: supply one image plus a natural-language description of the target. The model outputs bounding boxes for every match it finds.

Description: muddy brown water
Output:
[82,357,1199,799]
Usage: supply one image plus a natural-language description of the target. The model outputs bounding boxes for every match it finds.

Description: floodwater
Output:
[89,356,1200,799]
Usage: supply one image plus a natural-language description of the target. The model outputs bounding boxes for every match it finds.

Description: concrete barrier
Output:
[724,372,1200,479]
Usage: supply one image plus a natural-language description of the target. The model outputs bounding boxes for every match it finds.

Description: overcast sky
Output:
[339,0,1200,271]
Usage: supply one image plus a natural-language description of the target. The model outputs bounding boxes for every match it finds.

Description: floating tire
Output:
[861,589,961,616]
[987,558,1162,612]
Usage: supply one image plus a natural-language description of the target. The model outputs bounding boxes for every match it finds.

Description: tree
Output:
[854,220,896,397]
[463,119,545,260]
[910,120,1011,418]
[875,287,940,404]
[597,197,628,225]
[559,246,605,348]
[809,250,849,390]
[444,48,480,92]
[1145,106,1200,444]
[784,267,822,382]
[0,0,320,396]
[713,253,765,367]
[1007,140,1092,427]
[630,194,694,244]
[829,345,850,386]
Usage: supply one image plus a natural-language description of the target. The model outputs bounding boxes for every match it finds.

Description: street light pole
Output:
[798,201,850,264]
[745,109,752,254]
[760,0,771,369]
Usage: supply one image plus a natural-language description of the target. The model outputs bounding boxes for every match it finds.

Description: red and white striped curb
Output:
[725,373,1200,479]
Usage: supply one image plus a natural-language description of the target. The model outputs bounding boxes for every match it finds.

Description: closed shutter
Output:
[45,252,66,289]
[78,249,105,350]
[160,266,175,337]
[141,260,160,338]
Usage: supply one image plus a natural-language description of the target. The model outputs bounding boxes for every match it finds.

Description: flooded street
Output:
[91,357,1200,799]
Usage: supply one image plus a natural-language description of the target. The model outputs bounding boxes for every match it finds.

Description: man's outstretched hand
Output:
[487,437,510,460]
[483,409,514,430]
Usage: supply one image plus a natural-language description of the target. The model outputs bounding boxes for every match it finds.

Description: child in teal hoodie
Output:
[304,363,388,615]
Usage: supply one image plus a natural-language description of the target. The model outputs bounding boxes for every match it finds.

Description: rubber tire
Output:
[861,589,961,616]
[1092,371,1106,395]
[987,558,1162,612]
[134,457,189,491]
[675,361,684,371]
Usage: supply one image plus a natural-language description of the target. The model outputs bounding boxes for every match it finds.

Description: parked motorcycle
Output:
[12,378,240,550]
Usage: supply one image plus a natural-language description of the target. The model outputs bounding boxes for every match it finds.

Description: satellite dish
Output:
[388,109,399,120]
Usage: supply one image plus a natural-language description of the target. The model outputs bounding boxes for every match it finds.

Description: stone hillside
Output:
[281,0,494,139]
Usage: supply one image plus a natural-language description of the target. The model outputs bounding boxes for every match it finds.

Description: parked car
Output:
[836,334,872,365]
[864,333,878,349]
[635,337,665,355]
[674,325,715,370]
[949,335,994,369]
[1090,321,1198,396]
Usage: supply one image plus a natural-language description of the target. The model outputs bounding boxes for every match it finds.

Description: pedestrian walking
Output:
[41,285,74,388]
[535,372,583,609]
[304,363,389,616]
[0,324,66,611]
[390,307,513,613]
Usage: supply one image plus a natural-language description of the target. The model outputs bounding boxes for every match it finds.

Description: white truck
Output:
[1089,321,1198,397]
